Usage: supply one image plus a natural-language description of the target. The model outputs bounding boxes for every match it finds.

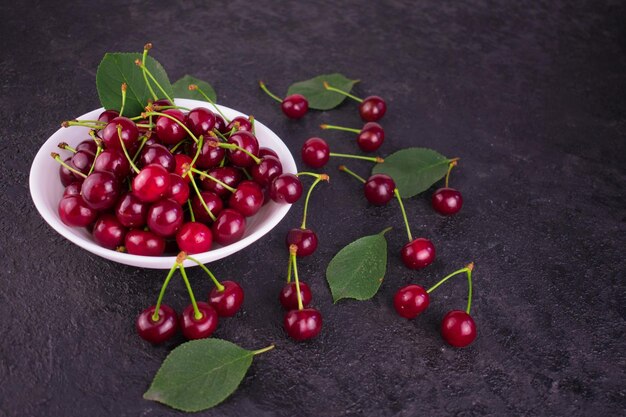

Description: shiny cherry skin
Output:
[227,131,259,167]
[269,173,303,204]
[156,109,187,145]
[135,304,178,344]
[200,167,243,197]
[357,122,385,152]
[70,150,95,175]
[301,137,330,168]
[115,192,149,228]
[93,213,127,249]
[58,195,97,227]
[98,109,119,124]
[209,281,244,317]
[152,98,173,108]
[190,139,225,169]
[212,209,246,245]
[401,238,436,269]
[132,164,171,203]
[432,188,463,215]
[226,116,252,132]
[165,174,190,205]
[94,149,131,180]
[186,107,216,137]
[441,310,477,347]
[258,147,278,159]
[279,281,312,310]
[281,94,308,119]
[286,228,318,257]
[359,96,386,122]
[125,229,166,256]
[147,198,184,237]
[180,302,219,340]
[63,183,82,197]
[176,221,213,254]
[81,171,120,210]
[191,191,223,224]
[214,114,228,134]
[284,308,322,341]
[59,157,82,186]
[229,180,264,217]
[174,153,193,183]
[101,116,140,153]
[364,174,395,205]
[139,144,175,172]
[393,285,430,319]
[75,139,98,155]
[251,156,282,187]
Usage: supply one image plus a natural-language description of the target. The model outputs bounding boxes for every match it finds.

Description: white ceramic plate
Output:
[29,98,296,269]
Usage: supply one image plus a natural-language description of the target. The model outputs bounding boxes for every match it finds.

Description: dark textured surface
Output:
[1,1,625,416]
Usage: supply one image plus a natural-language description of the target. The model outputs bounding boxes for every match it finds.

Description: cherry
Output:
[200,167,243,197]
[176,221,212,254]
[281,94,308,119]
[115,192,149,228]
[139,144,175,172]
[81,171,120,210]
[279,281,312,310]
[174,154,193,183]
[393,284,430,319]
[190,139,225,169]
[432,188,463,215]
[125,229,166,256]
[135,304,178,344]
[94,149,131,180]
[226,116,252,132]
[286,228,318,257]
[58,195,97,227]
[401,238,436,270]
[212,209,246,245]
[227,131,259,167]
[357,122,384,152]
[441,310,476,347]
[165,174,190,205]
[98,109,119,124]
[250,156,283,187]
[156,109,187,145]
[191,191,223,224]
[186,107,216,137]
[364,174,395,205]
[101,116,140,153]
[152,98,173,108]
[229,180,264,217]
[284,308,322,341]
[147,198,184,237]
[258,147,278,159]
[59,157,82,186]
[63,182,82,197]
[301,137,329,168]
[214,114,228,134]
[132,164,171,203]
[209,281,244,317]
[70,150,95,175]
[180,302,218,339]
[359,96,386,122]
[93,213,127,249]
[269,173,303,204]
[75,139,98,155]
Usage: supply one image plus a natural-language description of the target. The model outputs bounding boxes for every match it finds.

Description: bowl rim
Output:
[29,98,296,269]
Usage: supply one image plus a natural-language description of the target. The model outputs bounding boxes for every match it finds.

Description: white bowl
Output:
[30,98,296,269]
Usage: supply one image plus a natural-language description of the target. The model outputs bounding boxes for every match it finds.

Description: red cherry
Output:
[209,281,244,317]
[199,166,242,197]
[190,139,225,170]
[98,110,119,124]
[135,305,178,344]
[258,147,278,159]
[228,180,264,217]
[226,116,252,132]
[125,229,166,256]
[284,308,322,341]
[180,302,219,340]
[139,144,175,173]
[212,209,246,245]
[94,149,131,180]
[165,174,190,205]
[186,107,216,137]
[156,109,187,145]
[115,192,149,228]
[432,188,463,215]
[80,171,120,211]
[92,213,127,249]
[286,228,318,257]
[147,198,184,237]
[359,96,386,122]
[227,130,259,168]
[281,94,308,119]
[441,310,477,347]
[214,114,228,134]
[132,164,171,203]
[58,195,97,227]
[364,174,395,206]
[301,137,330,168]
[70,150,95,175]
[269,174,303,204]
[101,116,140,153]
[190,191,223,224]
[393,285,430,319]
[401,238,435,269]
[59,157,82,186]
[63,183,82,197]
[357,122,385,152]
[279,281,312,310]
[174,153,193,183]
[250,156,283,187]
[176,222,212,254]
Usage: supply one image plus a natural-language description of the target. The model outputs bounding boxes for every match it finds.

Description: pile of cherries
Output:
[55,99,302,257]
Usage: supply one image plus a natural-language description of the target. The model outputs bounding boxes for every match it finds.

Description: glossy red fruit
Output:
[251,156,283,187]
[393,285,430,319]
[125,229,166,256]
[93,213,127,249]
[281,94,308,119]
[226,116,252,132]
[94,149,131,180]
[229,180,264,217]
[279,282,312,310]
[156,109,187,145]
[364,174,395,206]
[209,281,244,317]
[286,228,318,257]
[200,167,242,197]
[98,110,119,124]
[359,96,386,122]
[284,308,322,341]
[180,302,219,340]
[212,209,246,245]
[441,310,477,347]
[70,150,95,176]
[147,199,184,237]
[357,122,385,152]
[139,144,175,172]
[101,116,140,153]
[258,147,278,159]
[432,188,463,215]
[81,171,120,210]
[190,139,225,169]
[176,222,212,254]
[214,114,228,134]
[76,139,98,155]
[401,238,436,269]
[135,304,178,344]
[59,157,82,186]
[174,154,193,183]
[186,107,216,137]
[191,191,223,224]
[58,195,97,227]
[165,174,190,205]
[301,137,329,168]
[227,131,259,167]
[63,183,82,197]
[132,164,171,203]
[269,173,303,204]
[115,192,149,228]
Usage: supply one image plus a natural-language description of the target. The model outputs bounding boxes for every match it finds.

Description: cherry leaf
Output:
[172,75,217,103]
[326,227,391,303]
[287,73,359,110]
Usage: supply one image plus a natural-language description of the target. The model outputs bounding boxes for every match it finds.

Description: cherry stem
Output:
[58,142,76,153]
[329,152,384,163]
[63,120,105,128]
[179,263,203,320]
[394,188,413,242]
[217,142,262,164]
[323,81,363,103]
[151,262,179,322]
[252,344,275,355]
[187,199,196,222]
[258,81,283,103]
[426,263,474,314]
[445,160,458,188]
[186,169,217,222]
[249,115,255,135]
[142,45,158,101]
[296,171,324,179]
[117,125,140,174]
[188,84,230,123]
[212,129,229,142]
[144,111,199,144]
[300,174,329,229]
[338,165,366,183]
[131,135,150,163]
[189,167,236,193]
[320,124,360,134]
[51,153,87,178]
[135,59,173,103]
[189,136,204,168]
[286,255,292,283]
[119,83,127,117]
[169,138,188,153]
[87,140,103,175]
[289,246,304,310]
[154,105,191,111]
[186,256,225,292]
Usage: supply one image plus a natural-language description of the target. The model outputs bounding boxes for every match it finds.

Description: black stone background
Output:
[1,1,625,416]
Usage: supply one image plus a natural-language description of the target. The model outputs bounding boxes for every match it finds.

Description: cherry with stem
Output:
[432,159,463,216]
[320,122,384,152]
[135,51,173,104]
[395,188,436,270]
[323,81,386,122]
[140,43,158,101]
[143,111,201,144]
[188,84,230,123]
[187,256,244,317]
[301,137,384,169]
[259,81,309,119]
[339,165,395,206]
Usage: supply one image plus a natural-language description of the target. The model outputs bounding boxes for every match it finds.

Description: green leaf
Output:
[144,339,267,412]
[172,75,217,102]
[326,228,391,303]
[372,148,452,198]
[287,73,359,110]
[96,52,173,117]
